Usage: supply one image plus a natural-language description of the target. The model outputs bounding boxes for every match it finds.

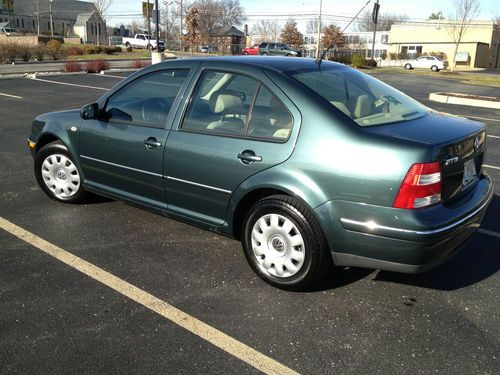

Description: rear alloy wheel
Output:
[34,141,88,203]
[242,195,331,291]
[431,65,439,72]
[404,63,412,70]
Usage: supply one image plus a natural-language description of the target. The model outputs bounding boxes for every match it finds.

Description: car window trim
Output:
[178,67,293,143]
[103,68,190,130]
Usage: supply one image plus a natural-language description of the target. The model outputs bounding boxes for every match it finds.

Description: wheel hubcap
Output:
[41,154,80,199]
[251,213,305,278]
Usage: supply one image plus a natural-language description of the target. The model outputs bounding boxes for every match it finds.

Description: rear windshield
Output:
[289,67,428,127]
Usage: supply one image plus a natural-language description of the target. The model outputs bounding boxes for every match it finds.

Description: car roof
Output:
[160,56,346,73]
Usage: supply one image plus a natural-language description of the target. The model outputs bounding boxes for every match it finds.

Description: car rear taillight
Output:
[394,162,442,209]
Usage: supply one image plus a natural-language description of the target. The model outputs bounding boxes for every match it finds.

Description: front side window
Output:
[290,66,428,127]
[104,69,188,128]
[182,70,292,140]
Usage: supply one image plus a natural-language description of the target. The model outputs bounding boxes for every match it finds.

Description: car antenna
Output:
[316,0,372,66]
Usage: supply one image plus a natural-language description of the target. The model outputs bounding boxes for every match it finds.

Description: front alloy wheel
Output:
[242,195,331,291]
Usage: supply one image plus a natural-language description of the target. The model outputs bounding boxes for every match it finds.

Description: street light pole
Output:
[315,0,322,60]
[179,0,183,52]
[155,0,160,49]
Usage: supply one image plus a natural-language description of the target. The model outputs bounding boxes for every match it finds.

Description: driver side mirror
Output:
[80,103,99,120]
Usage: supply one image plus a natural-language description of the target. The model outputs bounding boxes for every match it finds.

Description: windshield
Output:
[289,67,428,127]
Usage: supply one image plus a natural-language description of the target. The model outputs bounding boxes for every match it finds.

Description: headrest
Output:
[209,90,244,114]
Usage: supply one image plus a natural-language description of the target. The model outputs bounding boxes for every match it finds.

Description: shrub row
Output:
[328,54,377,68]
[64,60,111,73]
[0,41,123,63]
[65,45,122,56]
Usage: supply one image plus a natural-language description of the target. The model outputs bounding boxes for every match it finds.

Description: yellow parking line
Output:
[478,229,500,239]
[484,164,500,171]
[0,92,22,99]
[0,216,299,375]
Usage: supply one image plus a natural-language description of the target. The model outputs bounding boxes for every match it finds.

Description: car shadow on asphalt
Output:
[374,195,500,291]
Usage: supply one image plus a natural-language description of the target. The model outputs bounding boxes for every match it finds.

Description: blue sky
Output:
[102,0,499,29]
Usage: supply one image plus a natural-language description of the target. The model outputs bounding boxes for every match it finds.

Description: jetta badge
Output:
[473,137,481,152]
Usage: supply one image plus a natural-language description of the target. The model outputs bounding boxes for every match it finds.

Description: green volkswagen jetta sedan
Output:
[27,57,493,291]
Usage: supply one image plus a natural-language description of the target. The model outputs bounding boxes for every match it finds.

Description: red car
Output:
[241,45,259,55]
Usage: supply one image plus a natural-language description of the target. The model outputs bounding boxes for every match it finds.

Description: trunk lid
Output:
[364,111,487,205]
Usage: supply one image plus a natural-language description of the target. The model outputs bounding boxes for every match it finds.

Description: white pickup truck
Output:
[122,34,165,51]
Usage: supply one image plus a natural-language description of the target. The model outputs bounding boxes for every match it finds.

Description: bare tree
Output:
[185,6,200,52]
[161,2,180,49]
[93,0,113,45]
[220,0,246,27]
[356,10,408,31]
[493,13,500,28]
[251,20,281,43]
[26,0,42,36]
[448,0,480,71]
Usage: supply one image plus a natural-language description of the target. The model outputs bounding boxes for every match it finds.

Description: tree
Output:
[220,0,246,28]
[185,6,200,52]
[448,0,480,71]
[493,13,500,28]
[356,10,408,31]
[280,19,303,48]
[160,2,180,49]
[26,0,42,36]
[251,20,281,43]
[93,0,113,45]
[427,12,445,20]
[192,0,245,45]
[321,24,345,49]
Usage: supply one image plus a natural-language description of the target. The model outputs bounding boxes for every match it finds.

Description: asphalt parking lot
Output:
[0,69,499,374]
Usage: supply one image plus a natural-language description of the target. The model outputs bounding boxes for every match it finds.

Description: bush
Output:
[64,61,83,72]
[126,45,133,53]
[114,46,122,53]
[33,44,47,61]
[328,55,352,65]
[131,60,151,69]
[103,46,120,55]
[46,40,63,60]
[83,45,96,55]
[86,59,110,73]
[17,43,34,62]
[366,58,377,68]
[65,45,84,56]
[94,46,103,54]
[351,54,365,68]
[0,42,19,63]
[388,52,398,60]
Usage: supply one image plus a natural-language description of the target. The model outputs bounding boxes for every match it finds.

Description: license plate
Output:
[462,159,477,186]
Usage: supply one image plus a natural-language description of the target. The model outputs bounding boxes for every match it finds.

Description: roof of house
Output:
[7,0,97,22]
[222,26,245,37]
[74,12,95,27]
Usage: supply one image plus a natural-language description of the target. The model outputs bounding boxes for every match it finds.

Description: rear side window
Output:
[181,70,292,141]
[105,69,188,128]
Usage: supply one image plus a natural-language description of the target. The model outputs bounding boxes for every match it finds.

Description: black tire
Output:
[242,195,331,291]
[286,53,292,57]
[261,52,268,56]
[125,42,131,49]
[431,65,439,72]
[243,51,249,55]
[404,63,412,70]
[34,141,89,204]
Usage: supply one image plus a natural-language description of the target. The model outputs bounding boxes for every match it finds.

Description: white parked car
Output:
[403,56,448,72]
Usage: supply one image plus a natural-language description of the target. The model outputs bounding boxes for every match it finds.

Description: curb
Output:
[429,92,500,109]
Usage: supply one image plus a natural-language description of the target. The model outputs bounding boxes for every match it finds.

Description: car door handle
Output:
[144,137,162,149]
[238,151,262,164]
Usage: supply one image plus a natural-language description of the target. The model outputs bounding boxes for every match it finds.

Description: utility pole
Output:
[155,0,160,50]
[179,0,183,52]
[370,0,380,60]
[315,0,323,59]
[147,0,152,48]
[49,0,54,36]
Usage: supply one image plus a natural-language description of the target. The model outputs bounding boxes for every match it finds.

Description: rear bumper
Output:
[315,174,493,273]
